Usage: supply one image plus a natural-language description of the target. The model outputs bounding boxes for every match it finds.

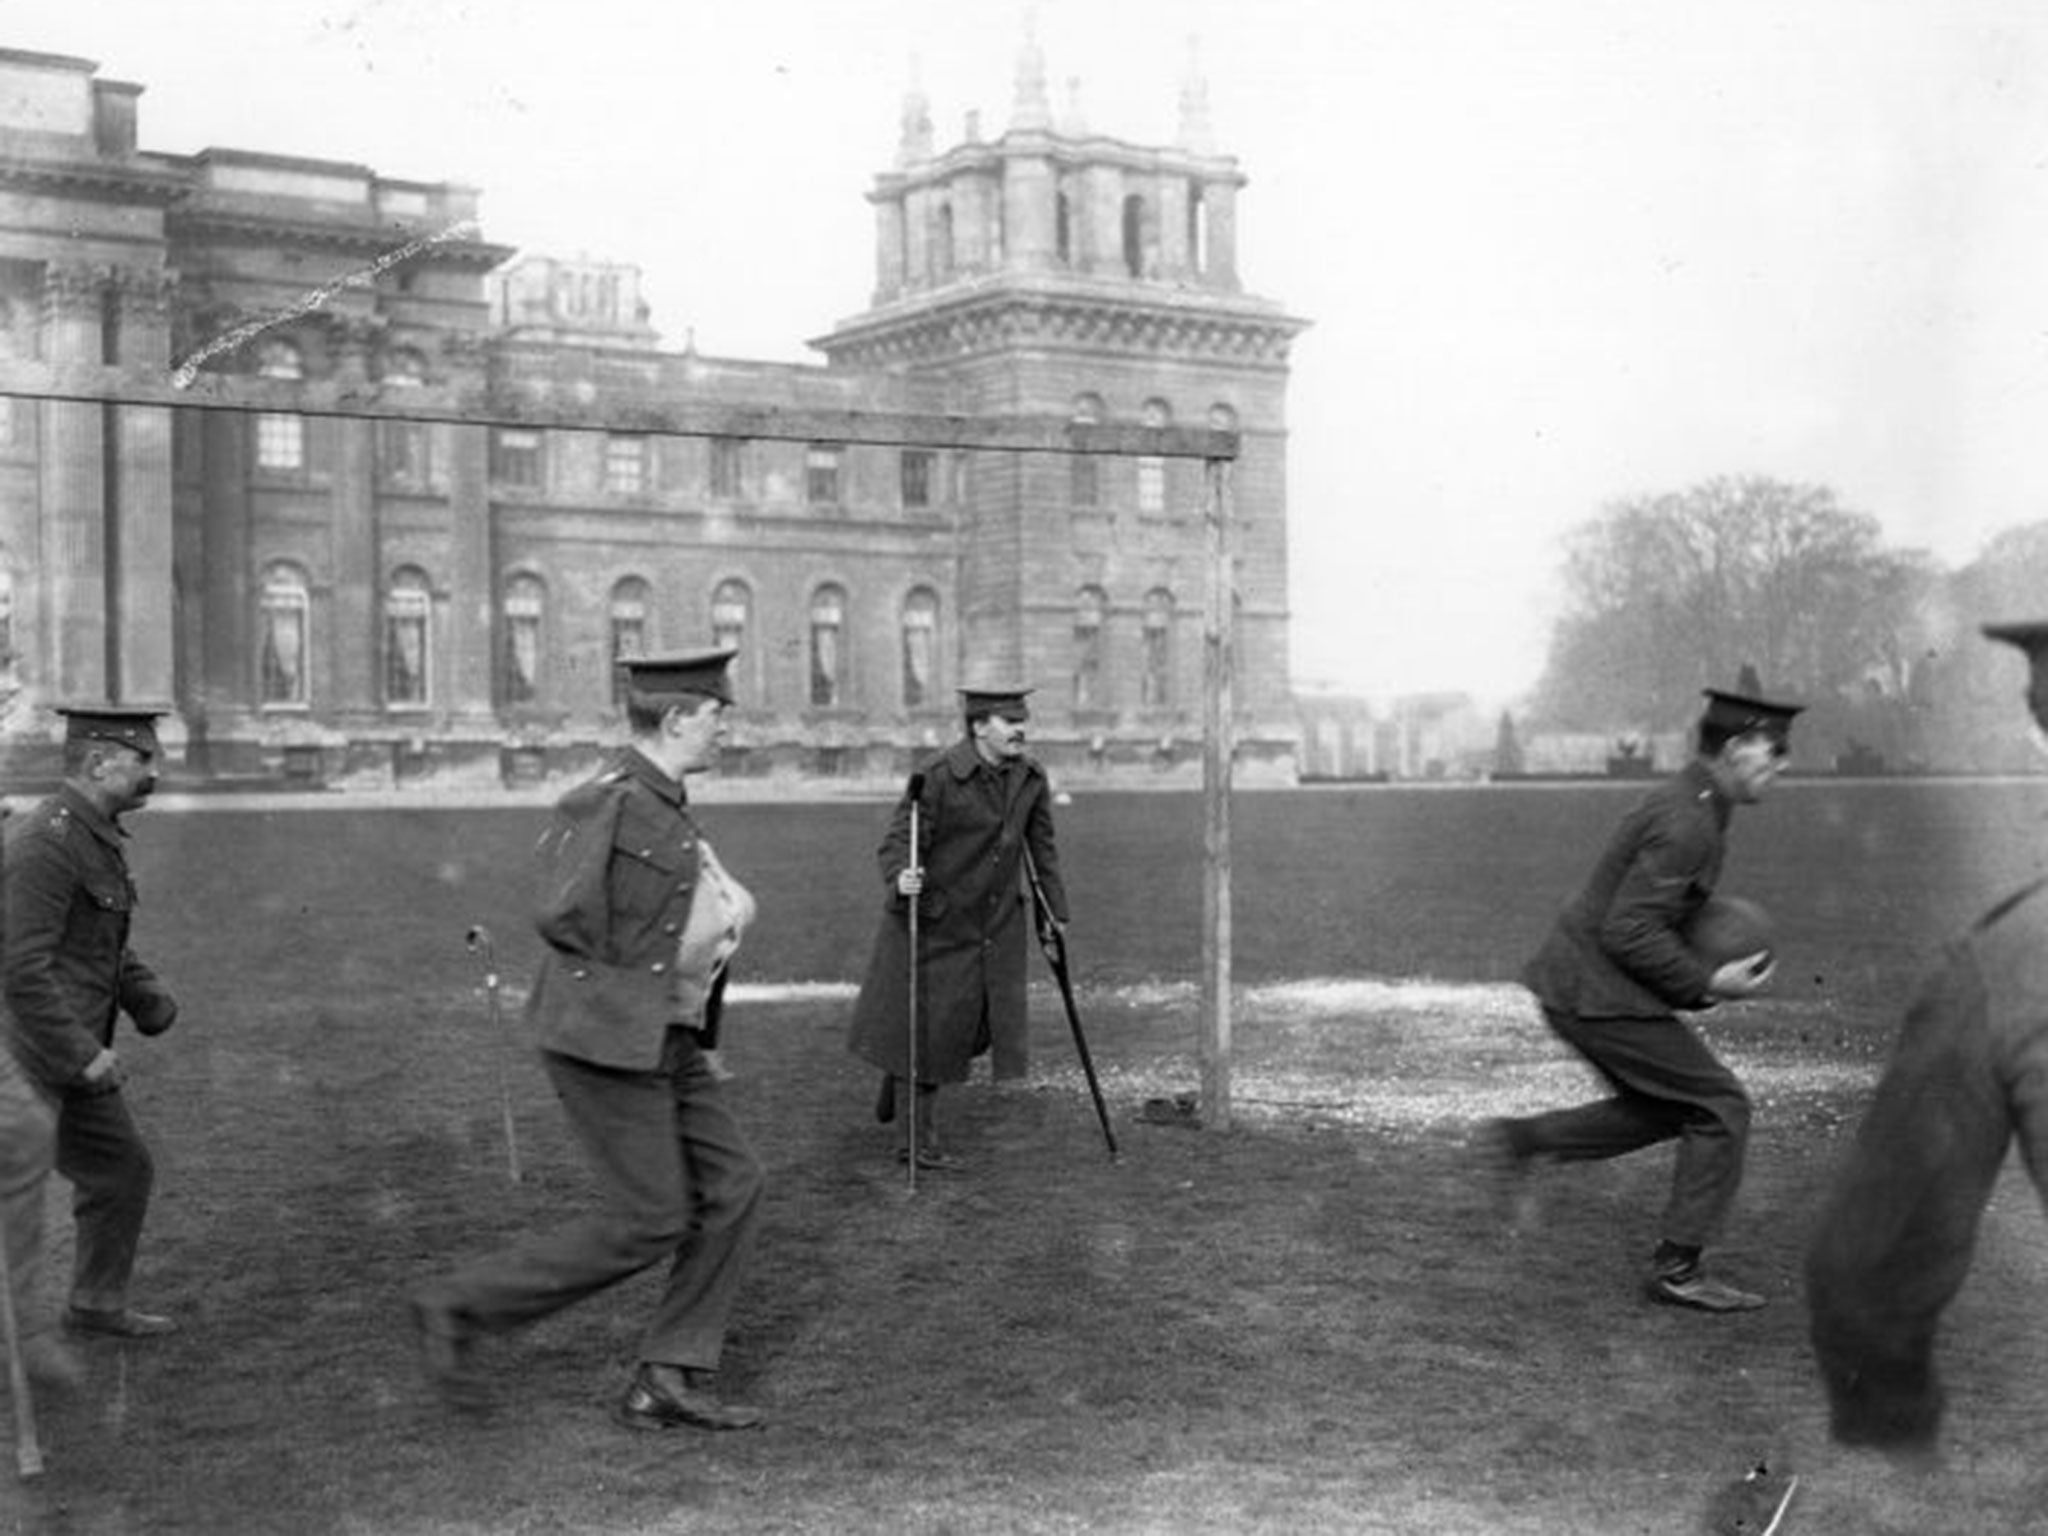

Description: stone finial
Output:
[1010,10,1051,132]
[1059,76,1087,137]
[1177,35,1214,154]
[898,57,934,166]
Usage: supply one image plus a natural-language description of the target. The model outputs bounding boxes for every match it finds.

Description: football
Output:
[1683,896,1776,969]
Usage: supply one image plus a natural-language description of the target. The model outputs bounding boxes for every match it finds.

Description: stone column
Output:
[109,266,177,707]
[442,413,496,726]
[327,322,378,721]
[37,261,107,704]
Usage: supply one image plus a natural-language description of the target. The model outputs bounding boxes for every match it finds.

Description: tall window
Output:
[1056,191,1072,264]
[1138,398,1171,514]
[1187,180,1208,274]
[1122,194,1147,277]
[0,566,15,684]
[711,578,751,653]
[258,562,311,707]
[609,576,651,706]
[254,339,305,472]
[809,585,846,707]
[1141,588,1174,707]
[503,573,546,705]
[1073,586,1107,709]
[901,588,938,709]
[900,449,935,510]
[384,566,432,708]
[1071,393,1103,508]
[806,445,842,505]
[708,437,746,499]
[605,434,649,495]
[490,429,542,487]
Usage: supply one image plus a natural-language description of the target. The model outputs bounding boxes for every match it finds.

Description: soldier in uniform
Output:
[3,705,182,1342]
[848,685,1068,1170]
[1480,688,1798,1312]
[1806,621,2048,1463]
[411,650,767,1432]
[0,804,79,1388]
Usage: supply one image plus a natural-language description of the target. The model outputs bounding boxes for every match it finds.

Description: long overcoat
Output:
[847,739,1067,1083]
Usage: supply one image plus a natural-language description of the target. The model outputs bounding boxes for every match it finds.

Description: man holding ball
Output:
[1480,686,1800,1313]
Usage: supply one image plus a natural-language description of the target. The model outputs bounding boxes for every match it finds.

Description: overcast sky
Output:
[10,0,2046,706]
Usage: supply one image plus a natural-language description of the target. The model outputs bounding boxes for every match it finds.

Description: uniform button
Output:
[571,967,589,979]
[663,922,679,935]
[651,961,667,974]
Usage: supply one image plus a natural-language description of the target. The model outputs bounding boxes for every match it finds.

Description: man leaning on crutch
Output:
[848,684,1069,1173]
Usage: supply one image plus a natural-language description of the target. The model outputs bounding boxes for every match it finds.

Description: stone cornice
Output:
[166,208,514,269]
[0,153,187,205]
[814,284,1309,371]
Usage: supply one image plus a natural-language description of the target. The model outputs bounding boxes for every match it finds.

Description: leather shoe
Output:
[896,1146,965,1172]
[64,1306,177,1339]
[615,1363,765,1432]
[409,1292,485,1410]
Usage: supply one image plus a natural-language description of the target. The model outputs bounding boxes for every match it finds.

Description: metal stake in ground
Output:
[903,772,926,1192]
[1023,845,1119,1160]
[0,1222,43,1479]
[464,925,523,1184]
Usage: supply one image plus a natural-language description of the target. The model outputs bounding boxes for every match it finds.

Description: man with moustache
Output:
[849,685,1068,1170]
[3,706,182,1341]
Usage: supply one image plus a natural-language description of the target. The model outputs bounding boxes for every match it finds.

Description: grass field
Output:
[4,779,2048,1534]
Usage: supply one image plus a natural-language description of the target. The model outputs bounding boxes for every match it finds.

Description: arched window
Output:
[255,340,305,472]
[258,561,311,707]
[1141,588,1174,707]
[384,566,432,708]
[711,578,751,654]
[609,576,651,706]
[1187,180,1207,274]
[1073,586,1107,709]
[1056,191,1072,265]
[901,588,938,709]
[809,584,846,708]
[503,572,546,705]
[1122,194,1147,277]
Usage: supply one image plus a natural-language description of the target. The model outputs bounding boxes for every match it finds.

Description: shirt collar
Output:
[618,745,688,806]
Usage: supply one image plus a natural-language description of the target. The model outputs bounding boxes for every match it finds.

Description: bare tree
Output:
[1532,476,1931,732]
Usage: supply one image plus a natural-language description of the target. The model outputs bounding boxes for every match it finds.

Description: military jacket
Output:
[523,747,721,1072]
[2,784,177,1091]
[1522,760,1727,1020]
[1806,877,2048,1453]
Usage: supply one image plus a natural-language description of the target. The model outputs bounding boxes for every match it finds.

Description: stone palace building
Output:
[0,42,1307,786]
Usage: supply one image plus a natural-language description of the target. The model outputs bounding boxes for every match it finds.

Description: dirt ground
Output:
[1,972,2043,1535]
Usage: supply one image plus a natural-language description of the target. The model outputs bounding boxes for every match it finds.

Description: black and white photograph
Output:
[0,2,2044,1530]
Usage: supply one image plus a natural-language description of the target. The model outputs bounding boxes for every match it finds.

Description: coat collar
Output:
[56,781,128,847]
[1679,758,1732,827]
[612,745,689,806]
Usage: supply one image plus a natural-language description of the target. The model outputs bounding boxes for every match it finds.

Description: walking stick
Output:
[464,926,522,1184]
[0,1222,43,1479]
[1022,846,1119,1159]
[903,772,926,1192]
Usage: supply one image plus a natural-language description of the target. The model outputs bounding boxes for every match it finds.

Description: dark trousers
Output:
[1514,1007,1751,1249]
[56,1085,154,1312]
[436,1030,764,1370]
